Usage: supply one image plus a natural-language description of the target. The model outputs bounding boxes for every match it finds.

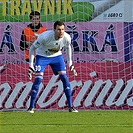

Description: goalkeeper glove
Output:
[28,67,35,80]
[70,65,77,76]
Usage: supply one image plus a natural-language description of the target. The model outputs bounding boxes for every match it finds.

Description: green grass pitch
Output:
[0,110,133,133]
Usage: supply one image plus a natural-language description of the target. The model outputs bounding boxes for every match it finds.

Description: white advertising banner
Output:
[90,0,133,22]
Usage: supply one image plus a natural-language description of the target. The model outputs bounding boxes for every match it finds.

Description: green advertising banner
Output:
[0,0,94,22]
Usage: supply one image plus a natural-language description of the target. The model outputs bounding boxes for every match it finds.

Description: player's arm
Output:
[28,35,43,80]
[28,44,36,80]
[65,44,72,67]
[29,44,36,68]
[65,44,77,76]
[29,33,44,68]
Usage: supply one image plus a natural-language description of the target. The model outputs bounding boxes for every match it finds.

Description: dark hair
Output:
[54,21,65,29]
[29,11,40,19]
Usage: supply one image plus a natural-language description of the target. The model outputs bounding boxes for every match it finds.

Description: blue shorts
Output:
[34,55,66,75]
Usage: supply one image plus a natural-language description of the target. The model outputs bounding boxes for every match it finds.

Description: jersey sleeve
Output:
[65,33,72,47]
[64,32,73,67]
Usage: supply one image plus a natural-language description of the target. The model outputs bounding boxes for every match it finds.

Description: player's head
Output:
[29,11,40,26]
[54,21,65,40]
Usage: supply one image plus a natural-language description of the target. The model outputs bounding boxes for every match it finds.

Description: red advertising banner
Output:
[0,63,133,110]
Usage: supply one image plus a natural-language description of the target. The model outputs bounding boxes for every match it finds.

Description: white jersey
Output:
[33,30,71,57]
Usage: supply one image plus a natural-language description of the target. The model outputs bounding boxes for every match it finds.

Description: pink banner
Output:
[0,22,124,63]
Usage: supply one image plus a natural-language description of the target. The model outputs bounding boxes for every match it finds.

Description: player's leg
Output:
[59,73,78,112]
[59,73,73,107]
[28,55,50,113]
[51,55,78,112]
[28,74,43,111]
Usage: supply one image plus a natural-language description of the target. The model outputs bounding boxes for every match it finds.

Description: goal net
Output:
[0,0,133,111]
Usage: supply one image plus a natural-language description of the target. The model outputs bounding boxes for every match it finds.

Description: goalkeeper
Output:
[27,21,78,113]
